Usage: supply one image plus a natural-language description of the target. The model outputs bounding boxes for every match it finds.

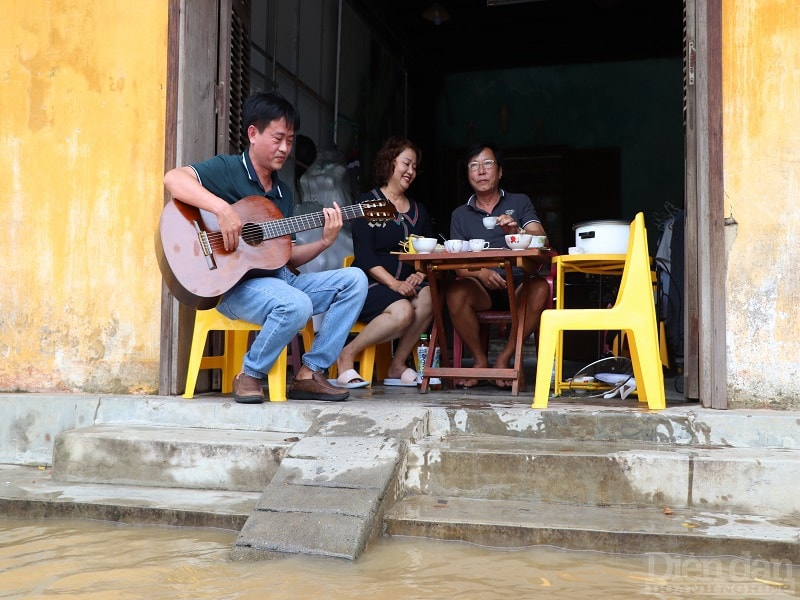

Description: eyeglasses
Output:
[468,159,497,172]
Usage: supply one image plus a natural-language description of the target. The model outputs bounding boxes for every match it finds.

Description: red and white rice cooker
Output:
[572,219,630,254]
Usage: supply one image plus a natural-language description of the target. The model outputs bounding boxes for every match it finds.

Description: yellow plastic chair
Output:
[328,255,391,386]
[610,320,671,370]
[183,308,315,402]
[532,212,665,410]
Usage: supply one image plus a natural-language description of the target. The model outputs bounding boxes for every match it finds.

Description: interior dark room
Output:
[347,0,685,253]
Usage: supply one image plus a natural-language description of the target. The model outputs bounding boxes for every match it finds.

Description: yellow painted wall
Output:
[0,1,168,393]
[723,1,800,406]
[2,0,799,404]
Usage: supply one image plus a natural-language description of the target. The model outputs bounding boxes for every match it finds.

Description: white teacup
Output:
[468,238,490,252]
[444,239,465,253]
[482,216,498,229]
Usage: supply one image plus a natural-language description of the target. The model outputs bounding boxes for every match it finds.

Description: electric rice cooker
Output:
[572,219,630,254]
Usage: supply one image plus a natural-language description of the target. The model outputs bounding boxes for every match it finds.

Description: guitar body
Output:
[155,195,395,309]
[156,196,292,309]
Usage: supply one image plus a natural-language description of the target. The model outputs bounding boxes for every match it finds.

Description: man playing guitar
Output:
[163,91,367,403]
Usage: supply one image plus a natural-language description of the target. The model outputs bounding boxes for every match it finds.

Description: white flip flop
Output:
[329,369,370,389]
[383,368,418,387]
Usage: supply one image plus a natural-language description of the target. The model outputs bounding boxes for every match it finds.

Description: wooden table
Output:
[552,253,627,395]
[399,248,550,395]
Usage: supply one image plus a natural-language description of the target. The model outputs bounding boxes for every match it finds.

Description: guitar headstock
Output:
[360,199,397,227]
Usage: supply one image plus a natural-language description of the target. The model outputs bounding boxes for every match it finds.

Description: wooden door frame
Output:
[686,0,725,408]
[159,0,182,396]
[159,0,223,395]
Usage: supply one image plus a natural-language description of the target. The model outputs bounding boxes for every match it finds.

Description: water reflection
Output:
[0,518,795,599]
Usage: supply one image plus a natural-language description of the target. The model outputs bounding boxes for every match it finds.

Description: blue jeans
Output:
[216,266,367,378]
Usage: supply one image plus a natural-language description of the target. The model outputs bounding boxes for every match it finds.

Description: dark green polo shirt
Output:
[190,151,293,218]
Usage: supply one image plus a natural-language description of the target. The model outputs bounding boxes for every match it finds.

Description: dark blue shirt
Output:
[190,151,293,218]
[450,190,540,246]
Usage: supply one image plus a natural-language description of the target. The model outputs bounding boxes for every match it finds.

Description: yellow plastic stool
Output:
[183,309,314,402]
[532,213,665,411]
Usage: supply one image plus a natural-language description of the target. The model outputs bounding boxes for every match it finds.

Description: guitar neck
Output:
[260,204,366,240]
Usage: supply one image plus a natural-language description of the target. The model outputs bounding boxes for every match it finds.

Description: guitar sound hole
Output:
[241,223,264,245]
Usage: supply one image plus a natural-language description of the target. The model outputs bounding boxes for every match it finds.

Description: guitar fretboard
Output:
[258,204,366,239]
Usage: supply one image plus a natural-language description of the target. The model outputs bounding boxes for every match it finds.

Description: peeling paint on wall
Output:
[723,0,800,407]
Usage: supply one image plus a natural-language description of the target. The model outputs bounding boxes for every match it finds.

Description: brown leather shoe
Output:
[288,371,349,402]
[233,373,265,404]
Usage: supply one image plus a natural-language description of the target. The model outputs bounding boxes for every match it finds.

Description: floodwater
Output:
[0,518,796,599]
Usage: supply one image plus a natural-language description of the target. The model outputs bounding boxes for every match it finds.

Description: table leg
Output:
[420,264,446,393]
[504,259,524,395]
[433,273,451,373]
[511,281,530,396]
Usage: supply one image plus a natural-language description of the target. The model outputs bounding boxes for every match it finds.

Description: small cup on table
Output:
[468,238,490,252]
[444,239,465,253]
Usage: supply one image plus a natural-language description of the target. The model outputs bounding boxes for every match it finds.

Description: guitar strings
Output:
[200,204,374,251]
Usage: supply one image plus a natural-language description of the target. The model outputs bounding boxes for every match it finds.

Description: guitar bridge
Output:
[194,221,217,270]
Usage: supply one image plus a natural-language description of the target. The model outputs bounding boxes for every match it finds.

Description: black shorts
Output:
[485,267,526,311]
[359,281,428,322]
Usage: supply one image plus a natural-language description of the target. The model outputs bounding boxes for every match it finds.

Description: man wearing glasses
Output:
[447,142,551,389]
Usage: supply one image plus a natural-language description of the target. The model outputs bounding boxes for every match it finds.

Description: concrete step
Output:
[232,436,405,561]
[0,464,257,530]
[384,495,800,565]
[406,434,800,516]
[9,396,800,566]
[428,405,800,447]
[52,425,302,492]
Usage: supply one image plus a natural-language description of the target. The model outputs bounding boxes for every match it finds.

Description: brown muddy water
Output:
[0,518,796,599]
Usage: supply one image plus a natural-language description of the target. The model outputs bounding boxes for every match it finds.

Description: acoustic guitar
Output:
[155,195,396,309]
